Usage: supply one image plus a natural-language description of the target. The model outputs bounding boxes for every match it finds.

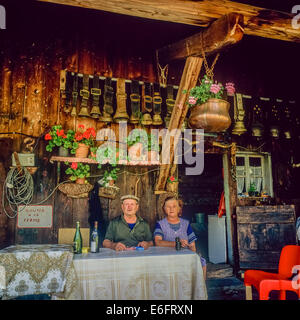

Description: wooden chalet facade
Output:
[0,0,300,274]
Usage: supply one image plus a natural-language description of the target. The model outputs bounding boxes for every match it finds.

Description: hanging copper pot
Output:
[188,98,231,132]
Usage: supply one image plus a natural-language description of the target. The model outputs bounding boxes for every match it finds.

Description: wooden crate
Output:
[236,205,297,270]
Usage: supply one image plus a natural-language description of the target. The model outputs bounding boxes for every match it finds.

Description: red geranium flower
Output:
[78,124,85,130]
[75,133,83,141]
[169,176,175,182]
[45,133,52,140]
[83,131,91,140]
[71,162,78,170]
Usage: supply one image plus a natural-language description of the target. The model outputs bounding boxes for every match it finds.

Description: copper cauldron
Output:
[188,98,231,132]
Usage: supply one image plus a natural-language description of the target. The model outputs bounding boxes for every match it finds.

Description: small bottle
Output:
[73,221,82,254]
[90,221,99,253]
[175,237,181,251]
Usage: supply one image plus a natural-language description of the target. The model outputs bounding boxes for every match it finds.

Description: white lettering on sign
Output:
[17,205,53,228]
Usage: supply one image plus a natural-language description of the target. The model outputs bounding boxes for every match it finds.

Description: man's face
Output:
[122,199,139,217]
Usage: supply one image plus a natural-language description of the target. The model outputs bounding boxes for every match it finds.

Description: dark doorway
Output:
[179,154,224,260]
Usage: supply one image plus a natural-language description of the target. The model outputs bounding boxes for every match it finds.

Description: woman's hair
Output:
[162,196,184,216]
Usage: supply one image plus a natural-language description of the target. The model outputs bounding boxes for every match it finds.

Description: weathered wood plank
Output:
[158,12,244,62]
[236,205,297,270]
[37,0,300,43]
[155,56,203,191]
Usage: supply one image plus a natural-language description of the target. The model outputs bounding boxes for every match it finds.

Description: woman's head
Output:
[163,196,183,218]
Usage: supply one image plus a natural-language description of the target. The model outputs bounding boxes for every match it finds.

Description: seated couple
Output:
[103,194,206,279]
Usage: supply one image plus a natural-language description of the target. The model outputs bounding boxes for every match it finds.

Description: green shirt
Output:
[104,214,153,247]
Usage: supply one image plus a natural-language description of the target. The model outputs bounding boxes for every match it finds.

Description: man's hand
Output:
[114,242,127,251]
[137,241,150,250]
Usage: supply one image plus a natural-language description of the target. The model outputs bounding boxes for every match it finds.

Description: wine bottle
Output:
[73,221,82,254]
[90,221,99,253]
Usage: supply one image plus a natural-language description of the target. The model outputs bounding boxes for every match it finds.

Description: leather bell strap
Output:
[71,74,79,116]
[143,82,153,113]
[235,93,245,121]
[80,74,90,108]
[166,84,175,115]
[103,77,114,115]
[91,75,101,109]
[113,78,129,122]
[62,71,72,112]
[153,83,162,115]
[129,80,141,124]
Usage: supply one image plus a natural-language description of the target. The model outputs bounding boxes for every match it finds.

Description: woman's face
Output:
[164,199,180,219]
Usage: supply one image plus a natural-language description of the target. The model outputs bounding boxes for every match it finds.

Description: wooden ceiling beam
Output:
[37,0,300,43]
[157,12,244,62]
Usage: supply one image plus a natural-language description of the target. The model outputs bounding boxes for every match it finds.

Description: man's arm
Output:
[103,239,127,251]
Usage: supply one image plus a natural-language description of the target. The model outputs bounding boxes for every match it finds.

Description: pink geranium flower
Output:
[188,96,197,105]
[210,84,221,94]
[225,82,235,95]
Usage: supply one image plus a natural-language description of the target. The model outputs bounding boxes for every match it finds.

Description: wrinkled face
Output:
[164,199,180,219]
[122,199,139,217]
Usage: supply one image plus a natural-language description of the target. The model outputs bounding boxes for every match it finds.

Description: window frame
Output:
[235,151,273,197]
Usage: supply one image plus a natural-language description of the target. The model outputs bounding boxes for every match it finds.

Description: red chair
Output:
[244,245,300,300]
[259,279,300,300]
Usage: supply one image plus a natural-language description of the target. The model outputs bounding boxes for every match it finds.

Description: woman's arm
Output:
[154,235,175,248]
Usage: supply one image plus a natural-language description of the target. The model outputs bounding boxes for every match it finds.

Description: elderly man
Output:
[103,195,153,251]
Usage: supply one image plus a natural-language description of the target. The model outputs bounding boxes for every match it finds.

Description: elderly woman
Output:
[154,196,207,279]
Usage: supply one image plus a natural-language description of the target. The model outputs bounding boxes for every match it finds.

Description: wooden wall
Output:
[1,1,300,248]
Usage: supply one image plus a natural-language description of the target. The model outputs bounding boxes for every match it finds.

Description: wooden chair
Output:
[244,245,300,300]
[58,228,90,247]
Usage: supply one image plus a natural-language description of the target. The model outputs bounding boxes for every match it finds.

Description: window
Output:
[236,152,273,197]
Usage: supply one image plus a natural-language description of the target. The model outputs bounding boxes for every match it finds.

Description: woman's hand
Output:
[180,239,189,248]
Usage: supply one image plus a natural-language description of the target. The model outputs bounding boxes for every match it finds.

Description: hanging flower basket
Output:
[58,182,93,198]
[187,75,235,132]
[188,98,231,132]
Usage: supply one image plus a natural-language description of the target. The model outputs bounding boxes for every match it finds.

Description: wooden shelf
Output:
[50,156,160,166]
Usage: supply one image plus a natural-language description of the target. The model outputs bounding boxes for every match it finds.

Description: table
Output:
[71,246,207,300]
[0,244,79,299]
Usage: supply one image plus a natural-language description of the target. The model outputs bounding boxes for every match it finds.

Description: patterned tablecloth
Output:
[71,246,207,300]
[0,244,79,299]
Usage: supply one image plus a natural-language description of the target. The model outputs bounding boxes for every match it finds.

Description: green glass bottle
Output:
[73,221,82,254]
[90,221,99,253]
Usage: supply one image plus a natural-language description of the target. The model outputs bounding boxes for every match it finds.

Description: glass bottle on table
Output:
[90,221,99,253]
[73,221,82,254]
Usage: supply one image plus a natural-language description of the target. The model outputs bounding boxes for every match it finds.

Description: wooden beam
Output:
[37,0,300,43]
[158,13,244,62]
[155,56,203,191]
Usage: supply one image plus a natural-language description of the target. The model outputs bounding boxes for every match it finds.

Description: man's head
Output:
[121,195,139,218]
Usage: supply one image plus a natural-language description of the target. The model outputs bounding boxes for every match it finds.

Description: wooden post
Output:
[155,56,203,191]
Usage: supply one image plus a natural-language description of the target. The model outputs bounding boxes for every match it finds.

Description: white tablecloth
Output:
[72,246,207,300]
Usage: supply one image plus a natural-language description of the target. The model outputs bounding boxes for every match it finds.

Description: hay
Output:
[99,186,120,199]
[58,182,93,198]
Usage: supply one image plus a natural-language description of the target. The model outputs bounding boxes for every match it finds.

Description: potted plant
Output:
[71,124,96,158]
[186,75,235,132]
[45,125,74,156]
[248,182,257,197]
[65,162,90,184]
[100,167,120,187]
[126,130,148,165]
[147,133,160,164]
[166,175,179,192]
